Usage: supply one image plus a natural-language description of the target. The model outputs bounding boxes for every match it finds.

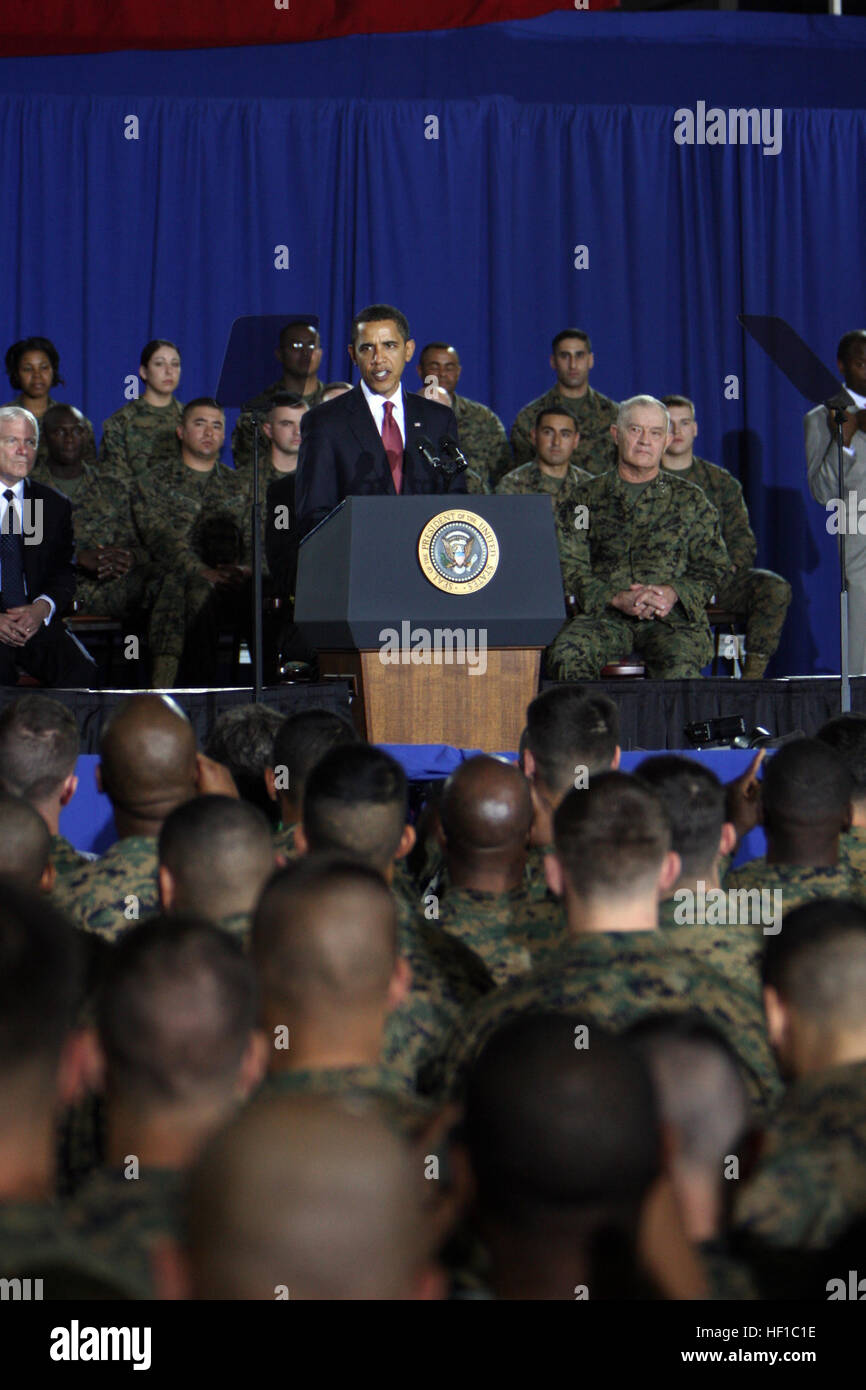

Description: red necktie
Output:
[382,400,403,495]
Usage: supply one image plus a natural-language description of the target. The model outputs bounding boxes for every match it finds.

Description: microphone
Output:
[416,434,441,470]
[438,436,468,476]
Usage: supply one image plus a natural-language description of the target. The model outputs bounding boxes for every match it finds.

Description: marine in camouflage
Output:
[510,385,618,477]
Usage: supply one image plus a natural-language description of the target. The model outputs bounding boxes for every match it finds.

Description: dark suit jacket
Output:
[294,384,466,536]
[2,477,77,617]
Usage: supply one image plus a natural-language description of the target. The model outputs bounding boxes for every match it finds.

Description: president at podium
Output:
[295,303,466,536]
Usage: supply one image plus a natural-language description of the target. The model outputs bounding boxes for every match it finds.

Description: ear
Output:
[657,850,682,898]
[59,772,78,808]
[40,861,56,895]
[529,425,538,448]
[544,850,565,899]
[57,1026,104,1109]
[238,1029,269,1099]
[611,745,621,771]
[610,423,619,444]
[719,820,737,858]
[294,824,309,856]
[261,420,273,440]
[176,424,184,440]
[763,985,789,1052]
[521,746,536,780]
[348,343,358,368]
[395,823,416,862]
[158,863,176,913]
[95,763,103,795]
[264,766,277,803]
[386,955,413,1013]
[403,338,416,364]
[548,352,557,372]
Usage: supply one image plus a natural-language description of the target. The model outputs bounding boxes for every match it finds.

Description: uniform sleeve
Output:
[716,470,757,572]
[510,406,535,468]
[132,477,203,579]
[562,486,621,614]
[97,410,130,480]
[673,490,731,623]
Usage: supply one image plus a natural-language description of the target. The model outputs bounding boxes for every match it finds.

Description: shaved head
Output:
[159,795,275,922]
[0,796,51,889]
[186,1094,435,1299]
[252,856,399,1015]
[99,695,198,822]
[303,746,407,872]
[440,756,532,873]
[763,899,866,1036]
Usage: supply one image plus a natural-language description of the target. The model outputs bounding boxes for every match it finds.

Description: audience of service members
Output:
[0,310,796,687]
[0,687,865,1299]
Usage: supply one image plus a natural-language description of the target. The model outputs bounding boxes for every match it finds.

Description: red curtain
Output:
[1,0,618,58]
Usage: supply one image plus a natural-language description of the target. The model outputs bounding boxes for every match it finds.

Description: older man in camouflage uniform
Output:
[231,320,326,473]
[511,328,618,477]
[415,342,512,492]
[547,395,730,680]
[132,398,249,688]
[497,405,591,593]
[661,396,791,679]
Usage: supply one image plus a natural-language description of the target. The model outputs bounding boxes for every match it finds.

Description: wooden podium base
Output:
[318,649,543,751]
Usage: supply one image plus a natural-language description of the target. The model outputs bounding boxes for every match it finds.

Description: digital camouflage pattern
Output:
[496,459,592,592]
[732,1060,866,1250]
[547,468,730,679]
[435,930,781,1117]
[723,858,865,915]
[663,455,791,658]
[0,1199,136,1298]
[837,826,866,885]
[64,1165,185,1300]
[6,394,98,470]
[53,834,159,941]
[271,822,298,858]
[430,884,566,986]
[449,393,513,491]
[257,1063,432,1138]
[510,385,618,476]
[97,397,183,480]
[657,892,764,1003]
[231,379,326,473]
[50,832,93,884]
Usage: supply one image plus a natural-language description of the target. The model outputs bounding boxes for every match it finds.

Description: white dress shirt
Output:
[360,378,405,445]
[0,478,55,622]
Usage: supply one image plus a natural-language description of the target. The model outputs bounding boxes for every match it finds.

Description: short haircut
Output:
[762,899,866,1033]
[0,404,39,447]
[761,738,852,830]
[158,795,275,918]
[303,745,407,871]
[278,320,319,346]
[660,394,695,416]
[635,755,725,878]
[4,336,62,390]
[267,391,307,413]
[42,403,84,434]
[0,884,82,1076]
[551,328,591,353]
[553,772,671,899]
[351,304,410,345]
[534,405,579,432]
[837,330,866,366]
[204,705,285,819]
[252,855,398,1011]
[271,708,360,805]
[525,686,619,795]
[0,796,51,888]
[96,915,257,1105]
[616,395,670,435]
[0,695,79,802]
[322,381,352,393]
[140,339,179,367]
[181,397,223,423]
[817,715,866,803]
[419,342,457,362]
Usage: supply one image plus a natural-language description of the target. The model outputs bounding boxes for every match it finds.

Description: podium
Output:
[295,496,565,750]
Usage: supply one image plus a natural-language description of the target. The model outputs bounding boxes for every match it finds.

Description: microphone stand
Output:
[831,403,851,713]
[251,411,264,701]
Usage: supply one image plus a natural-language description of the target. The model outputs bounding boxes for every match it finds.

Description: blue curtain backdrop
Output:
[1,12,864,678]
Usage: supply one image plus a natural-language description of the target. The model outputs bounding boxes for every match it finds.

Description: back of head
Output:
[762,899,866,1041]
[439,755,532,870]
[99,695,198,823]
[303,744,407,872]
[252,855,398,1017]
[186,1094,432,1299]
[761,738,852,839]
[628,1014,749,1176]
[96,915,257,1110]
[204,706,284,822]
[271,708,360,813]
[0,885,82,1095]
[0,695,79,805]
[525,687,619,798]
[159,795,275,922]
[636,755,724,881]
[817,715,866,810]
[0,795,51,889]
[554,772,671,901]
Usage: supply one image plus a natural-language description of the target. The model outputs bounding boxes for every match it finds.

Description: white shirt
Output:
[360,378,405,445]
[0,479,55,622]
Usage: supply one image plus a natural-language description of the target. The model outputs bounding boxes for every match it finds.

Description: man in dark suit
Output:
[294,303,466,536]
[0,406,96,686]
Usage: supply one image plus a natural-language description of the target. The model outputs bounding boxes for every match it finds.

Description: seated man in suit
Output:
[294,303,466,537]
[0,406,96,686]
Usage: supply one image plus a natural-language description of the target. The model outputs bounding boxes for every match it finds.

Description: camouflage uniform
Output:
[547,468,730,680]
[658,892,764,1004]
[662,455,791,661]
[0,1199,135,1298]
[839,825,866,884]
[449,393,513,491]
[272,821,298,858]
[6,394,97,470]
[430,884,566,986]
[53,834,159,941]
[231,380,326,474]
[63,1165,184,1299]
[98,397,183,480]
[436,931,781,1118]
[258,1063,432,1137]
[510,385,618,476]
[523,843,558,905]
[723,857,864,916]
[733,1060,866,1250]
[132,455,250,687]
[50,832,93,884]
[496,459,592,592]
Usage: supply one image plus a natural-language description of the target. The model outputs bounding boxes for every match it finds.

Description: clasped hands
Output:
[0,598,51,646]
[77,547,134,581]
[610,583,678,620]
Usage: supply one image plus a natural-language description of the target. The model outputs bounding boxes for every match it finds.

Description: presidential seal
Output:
[418,510,499,595]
